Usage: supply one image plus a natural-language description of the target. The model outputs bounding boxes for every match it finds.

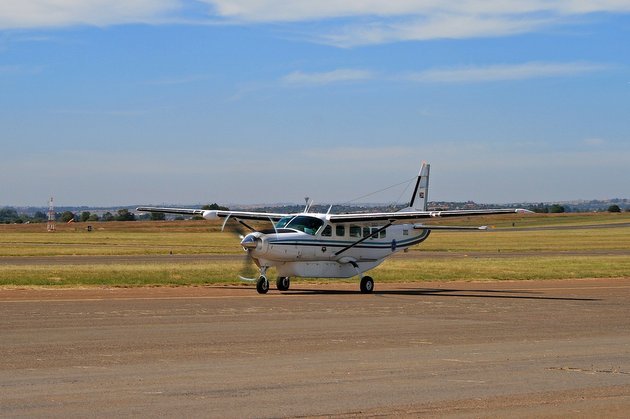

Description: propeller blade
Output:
[237,250,259,282]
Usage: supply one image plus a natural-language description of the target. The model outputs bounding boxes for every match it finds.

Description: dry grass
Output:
[1,213,629,286]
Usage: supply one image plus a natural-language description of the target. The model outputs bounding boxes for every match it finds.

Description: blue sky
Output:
[1,1,629,206]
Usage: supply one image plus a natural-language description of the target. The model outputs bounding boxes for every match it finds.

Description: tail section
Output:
[400,162,430,212]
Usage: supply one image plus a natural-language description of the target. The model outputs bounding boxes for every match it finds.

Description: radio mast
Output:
[47,197,56,232]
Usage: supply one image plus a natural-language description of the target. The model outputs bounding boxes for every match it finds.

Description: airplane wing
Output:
[136,207,288,222]
[328,208,530,223]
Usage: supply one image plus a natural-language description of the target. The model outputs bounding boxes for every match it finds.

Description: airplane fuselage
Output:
[241,213,430,278]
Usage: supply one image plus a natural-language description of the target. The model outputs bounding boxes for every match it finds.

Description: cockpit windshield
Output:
[275,217,292,229]
[276,216,324,235]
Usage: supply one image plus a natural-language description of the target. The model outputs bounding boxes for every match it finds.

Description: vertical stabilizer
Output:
[400,162,430,212]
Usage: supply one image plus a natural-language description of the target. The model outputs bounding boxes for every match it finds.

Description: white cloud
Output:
[204,1,630,22]
[3,1,630,47]
[0,0,180,29]
[321,15,552,47]
[279,62,608,88]
[282,69,375,86]
[403,62,611,83]
[203,1,630,46]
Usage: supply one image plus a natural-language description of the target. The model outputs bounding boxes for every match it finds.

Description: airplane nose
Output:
[240,234,259,249]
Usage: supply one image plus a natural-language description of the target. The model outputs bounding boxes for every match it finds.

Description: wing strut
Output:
[334,222,394,257]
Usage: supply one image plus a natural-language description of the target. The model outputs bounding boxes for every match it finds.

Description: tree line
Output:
[0,204,229,224]
[527,203,624,213]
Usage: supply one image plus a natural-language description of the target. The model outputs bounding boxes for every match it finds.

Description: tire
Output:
[360,276,374,293]
[256,276,269,294]
[276,276,290,291]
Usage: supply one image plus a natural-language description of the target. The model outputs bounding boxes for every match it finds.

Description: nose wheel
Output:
[256,276,269,294]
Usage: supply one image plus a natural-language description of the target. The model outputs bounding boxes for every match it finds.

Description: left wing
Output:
[328,208,530,223]
[136,207,288,222]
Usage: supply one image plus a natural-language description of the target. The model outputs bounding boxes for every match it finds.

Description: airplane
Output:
[137,162,529,294]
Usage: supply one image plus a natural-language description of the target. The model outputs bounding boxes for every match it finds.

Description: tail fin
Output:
[400,162,430,212]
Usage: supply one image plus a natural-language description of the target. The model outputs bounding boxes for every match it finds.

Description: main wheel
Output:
[360,276,374,293]
[276,276,290,291]
[256,276,269,294]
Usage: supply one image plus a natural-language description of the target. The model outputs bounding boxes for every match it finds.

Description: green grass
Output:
[0,223,239,256]
[372,255,630,282]
[1,256,628,287]
[0,262,244,287]
[415,228,630,253]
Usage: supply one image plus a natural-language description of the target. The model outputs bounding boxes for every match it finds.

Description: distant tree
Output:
[33,211,47,221]
[549,204,565,213]
[528,203,548,213]
[0,207,20,223]
[88,213,100,221]
[150,212,166,221]
[202,203,229,211]
[608,204,621,213]
[60,211,75,223]
[116,209,135,221]
[102,212,115,222]
[80,211,91,222]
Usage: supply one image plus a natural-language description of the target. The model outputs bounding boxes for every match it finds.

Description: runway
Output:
[1,279,630,417]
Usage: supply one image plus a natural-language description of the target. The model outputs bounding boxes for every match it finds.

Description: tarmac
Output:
[1,279,629,417]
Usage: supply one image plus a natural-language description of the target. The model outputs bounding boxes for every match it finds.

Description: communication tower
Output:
[47,197,56,232]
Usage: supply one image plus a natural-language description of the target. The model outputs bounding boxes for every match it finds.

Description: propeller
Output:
[238,251,259,282]
[220,216,260,281]
[222,214,282,282]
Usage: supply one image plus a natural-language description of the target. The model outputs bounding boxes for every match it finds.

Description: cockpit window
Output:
[284,216,324,235]
[275,217,292,229]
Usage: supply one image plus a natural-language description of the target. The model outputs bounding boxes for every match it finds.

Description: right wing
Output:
[136,207,288,222]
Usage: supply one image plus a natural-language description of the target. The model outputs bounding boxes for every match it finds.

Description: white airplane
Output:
[137,163,528,294]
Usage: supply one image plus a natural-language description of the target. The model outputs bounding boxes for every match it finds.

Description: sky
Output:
[1,1,629,207]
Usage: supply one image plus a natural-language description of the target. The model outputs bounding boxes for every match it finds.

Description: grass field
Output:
[1,212,629,287]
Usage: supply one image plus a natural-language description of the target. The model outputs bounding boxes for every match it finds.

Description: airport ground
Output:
[1,279,630,417]
[1,213,629,417]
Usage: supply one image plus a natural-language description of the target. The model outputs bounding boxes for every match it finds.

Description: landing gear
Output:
[256,276,269,294]
[276,276,290,291]
[360,276,374,293]
[349,261,374,294]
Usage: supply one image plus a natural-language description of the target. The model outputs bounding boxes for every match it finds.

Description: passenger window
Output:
[336,225,345,237]
[363,227,371,238]
[321,225,332,237]
[379,230,386,238]
[371,228,380,239]
[350,225,361,238]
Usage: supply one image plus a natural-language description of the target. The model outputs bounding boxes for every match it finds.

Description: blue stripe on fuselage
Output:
[266,230,430,250]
